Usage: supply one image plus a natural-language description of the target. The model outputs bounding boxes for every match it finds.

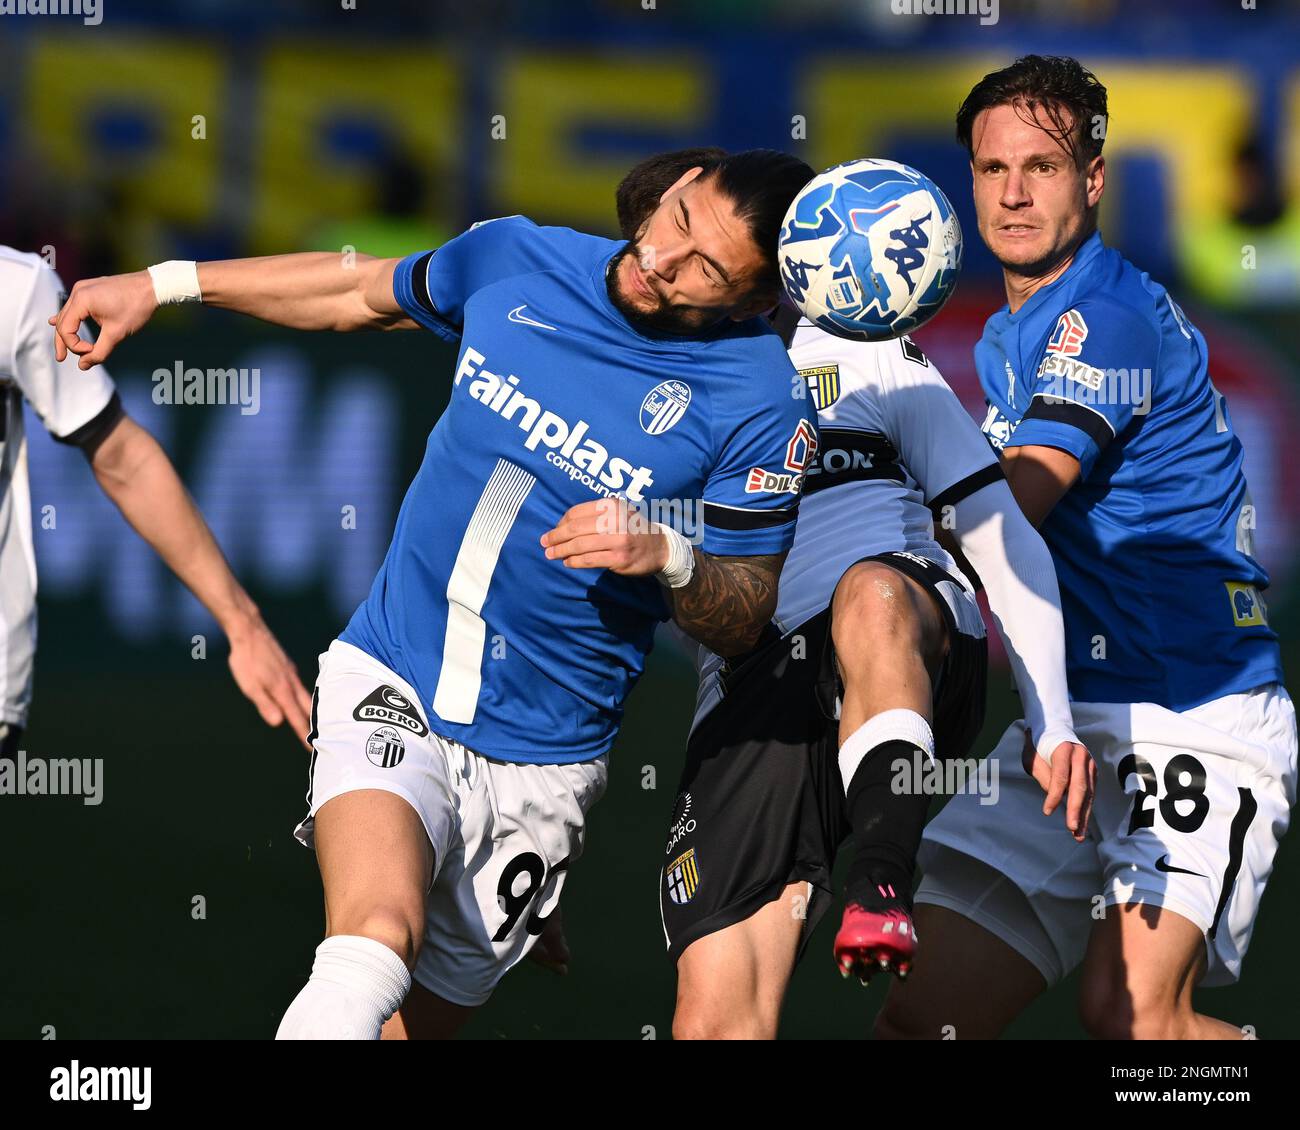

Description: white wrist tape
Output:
[654,524,695,589]
[148,260,202,306]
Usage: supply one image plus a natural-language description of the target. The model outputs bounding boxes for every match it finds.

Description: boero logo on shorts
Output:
[353,685,429,737]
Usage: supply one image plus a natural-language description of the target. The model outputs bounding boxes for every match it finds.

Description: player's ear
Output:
[659,165,705,204]
[1085,155,1105,209]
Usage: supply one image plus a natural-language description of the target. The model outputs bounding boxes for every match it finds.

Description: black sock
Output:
[843,739,932,911]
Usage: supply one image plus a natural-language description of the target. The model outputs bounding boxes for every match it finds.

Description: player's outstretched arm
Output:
[540,497,782,657]
[951,478,1095,840]
[50,254,414,371]
[90,413,314,747]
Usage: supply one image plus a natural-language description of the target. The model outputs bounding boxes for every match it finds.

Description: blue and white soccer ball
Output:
[778,158,962,342]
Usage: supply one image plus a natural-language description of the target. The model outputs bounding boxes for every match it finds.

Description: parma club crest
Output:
[798,364,841,411]
[665,847,700,905]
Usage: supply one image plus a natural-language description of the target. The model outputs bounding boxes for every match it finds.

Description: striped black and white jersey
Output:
[0,247,117,725]
[772,318,1000,632]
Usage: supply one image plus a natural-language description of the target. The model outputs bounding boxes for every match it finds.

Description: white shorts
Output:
[917,683,1297,987]
[294,640,608,1007]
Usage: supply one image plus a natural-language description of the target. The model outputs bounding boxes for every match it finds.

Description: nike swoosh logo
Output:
[1155,854,1207,878]
[507,305,557,331]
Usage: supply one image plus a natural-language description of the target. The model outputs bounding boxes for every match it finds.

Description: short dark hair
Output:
[615,146,727,239]
[616,146,814,299]
[956,55,1109,167]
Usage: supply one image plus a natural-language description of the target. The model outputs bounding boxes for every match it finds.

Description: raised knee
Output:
[833,563,920,651]
[835,562,905,618]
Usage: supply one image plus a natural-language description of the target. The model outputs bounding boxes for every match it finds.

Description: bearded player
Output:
[615,150,1090,1039]
[877,56,1296,1041]
[51,149,819,1039]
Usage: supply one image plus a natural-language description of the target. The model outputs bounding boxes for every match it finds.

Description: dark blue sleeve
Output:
[1009,298,1160,478]
[391,215,540,342]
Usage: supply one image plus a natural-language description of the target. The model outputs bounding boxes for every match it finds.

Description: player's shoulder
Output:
[1052,245,1164,349]
[0,246,64,339]
[702,317,799,393]
[0,245,59,294]
[790,319,940,395]
[1042,293,1161,362]
[466,215,614,258]
[0,245,45,271]
[448,216,616,283]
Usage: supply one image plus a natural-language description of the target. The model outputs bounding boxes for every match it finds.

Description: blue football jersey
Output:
[977,231,1282,712]
[340,216,816,763]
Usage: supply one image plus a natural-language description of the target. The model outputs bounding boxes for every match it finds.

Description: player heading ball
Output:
[51,148,820,1039]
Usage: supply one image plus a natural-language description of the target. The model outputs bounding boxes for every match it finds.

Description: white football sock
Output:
[275,934,411,1040]
[838,708,935,791]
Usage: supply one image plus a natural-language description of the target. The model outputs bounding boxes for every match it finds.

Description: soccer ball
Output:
[778,158,962,341]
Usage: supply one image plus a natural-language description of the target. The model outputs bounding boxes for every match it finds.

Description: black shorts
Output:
[660,551,988,963]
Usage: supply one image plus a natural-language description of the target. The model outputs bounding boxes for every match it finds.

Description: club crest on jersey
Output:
[798,364,841,411]
[1046,309,1089,357]
[1226,582,1268,627]
[666,847,700,905]
[640,380,692,435]
[353,685,429,736]
[365,726,406,768]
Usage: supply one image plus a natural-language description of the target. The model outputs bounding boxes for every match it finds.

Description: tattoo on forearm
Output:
[670,551,783,657]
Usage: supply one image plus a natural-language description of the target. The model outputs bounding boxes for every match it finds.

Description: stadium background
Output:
[1,0,1298,1039]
